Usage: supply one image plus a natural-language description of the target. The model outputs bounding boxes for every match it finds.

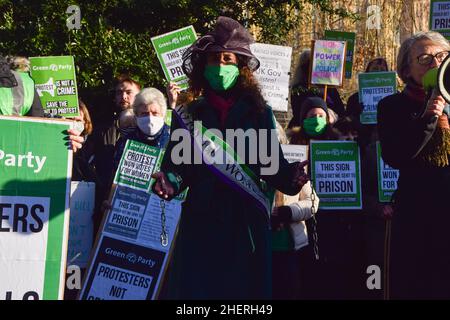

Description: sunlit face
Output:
[135,102,163,118]
[206,52,238,66]
[407,40,448,86]
[305,107,327,119]
[115,81,140,110]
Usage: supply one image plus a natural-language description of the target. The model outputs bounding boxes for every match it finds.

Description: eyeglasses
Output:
[416,51,450,66]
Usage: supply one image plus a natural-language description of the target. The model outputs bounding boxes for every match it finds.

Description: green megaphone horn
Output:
[419,54,450,118]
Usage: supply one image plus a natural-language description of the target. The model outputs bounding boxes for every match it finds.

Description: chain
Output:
[310,179,319,261]
[160,199,168,247]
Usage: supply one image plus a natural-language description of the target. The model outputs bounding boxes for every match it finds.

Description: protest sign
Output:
[358,71,397,124]
[251,43,292,112]
[281,144,308,163]
[151,26,197,90]
[113,140,161,192]
[430,0,450,40]
[376,142,399,203]
[80,141,183,300]
[324,30,356,79]
[310,140,362,209]
[68,181,95,268]
[29,56,79,117]
[0,116,72,300]
[310,40,346,87]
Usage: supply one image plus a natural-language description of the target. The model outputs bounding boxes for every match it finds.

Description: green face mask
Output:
[203,64,239,91]
[303,116,327,136]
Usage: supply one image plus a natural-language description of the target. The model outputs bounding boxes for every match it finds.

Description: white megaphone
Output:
[36,77,56,97]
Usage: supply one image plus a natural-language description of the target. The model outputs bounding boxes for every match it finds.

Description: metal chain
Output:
[310,179,319,261]
[160,200,168,247]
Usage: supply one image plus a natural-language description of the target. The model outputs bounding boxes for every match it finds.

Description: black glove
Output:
[271,205,292,230]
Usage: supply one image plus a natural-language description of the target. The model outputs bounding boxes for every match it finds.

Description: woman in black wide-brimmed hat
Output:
[152,16,309,299]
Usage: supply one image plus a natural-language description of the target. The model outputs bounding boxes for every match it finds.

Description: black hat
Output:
[0,55,17,88]
[299,97,328,122]
[182,16,260,77]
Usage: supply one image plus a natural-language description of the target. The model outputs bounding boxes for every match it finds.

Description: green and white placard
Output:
[0,116,72,300]
[358,71,396,124]
[29,56,79,117]
[151,26,197,90]
[113,140,161,192]
[376,142,399,203]
[80,140,184,300]
[310,140,361,210]
[430,0,450,40]
[324,30,356,79]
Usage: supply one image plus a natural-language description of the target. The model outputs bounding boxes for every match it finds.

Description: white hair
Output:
[133,87,167,116]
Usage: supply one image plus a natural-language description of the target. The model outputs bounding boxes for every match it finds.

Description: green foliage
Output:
[0,0,356,111]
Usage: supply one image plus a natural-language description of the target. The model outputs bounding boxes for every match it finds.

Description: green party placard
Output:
[376,142,399,203]
[358,71,396,124]
[324,30,356,79]
[430,0,450,40]
[0,116,72,300]
[151,26,197,90]
[114,140,161,192]
[310,140,362,210]
[29,56,79,117]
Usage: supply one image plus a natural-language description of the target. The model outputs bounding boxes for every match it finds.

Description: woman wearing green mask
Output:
[152,16,309,299]
[289,96,336,145]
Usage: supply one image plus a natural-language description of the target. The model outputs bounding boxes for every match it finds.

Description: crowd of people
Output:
[0,16,449,300]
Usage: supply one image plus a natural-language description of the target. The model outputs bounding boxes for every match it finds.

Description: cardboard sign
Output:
[310,140,362,210]
[324,30,356,79]
[376,142,399,203]
[251,43,292,112]
[79,141,183,300]
[113,140,161,192]
[281,144,308,163]
[310,40,346,87]
[151,26,197,90]
[68,181,95,268]
[29,56,79,117]
[0,116,72,300]
[430,0,450,40]
[358,71,397,124]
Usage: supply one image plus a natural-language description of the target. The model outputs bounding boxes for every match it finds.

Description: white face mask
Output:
[136,115,164,136]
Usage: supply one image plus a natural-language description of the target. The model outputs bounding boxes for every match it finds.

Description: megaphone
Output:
[35,77,56,98]
[420,54,450,118]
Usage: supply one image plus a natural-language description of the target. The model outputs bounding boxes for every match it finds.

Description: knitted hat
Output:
[182,16,260,77]
[298,96,328,123]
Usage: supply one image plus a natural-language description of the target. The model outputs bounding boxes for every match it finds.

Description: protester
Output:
[346,57,390,118]
[272,122,320,300]
[65,99,96,300]
[151,16,309,299]
[0,55,84,152]
[91,74,141,212]
[0,55,44,117]
[71,100,96,182]
[288,50,345,128]
[377,31,450,299]
[288,96,338,145]
[287,96,362,299]
[344,57,395,299]
[113,87,170,171]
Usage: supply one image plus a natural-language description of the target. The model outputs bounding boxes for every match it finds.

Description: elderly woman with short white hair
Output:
[113,87,170,171]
